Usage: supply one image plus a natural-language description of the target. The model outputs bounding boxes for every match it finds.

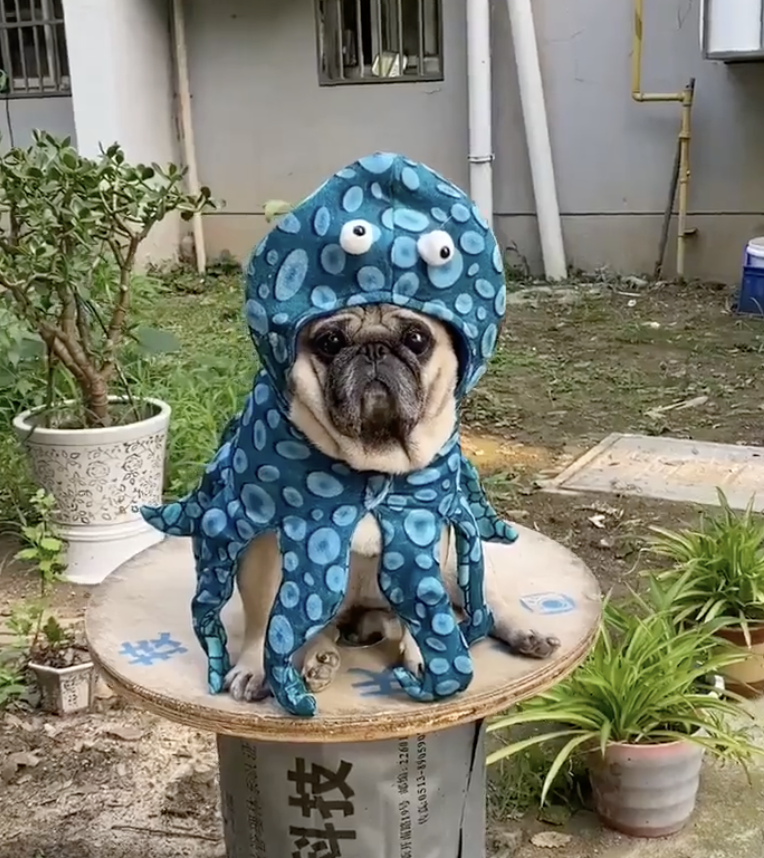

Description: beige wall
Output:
[186,0,764,282]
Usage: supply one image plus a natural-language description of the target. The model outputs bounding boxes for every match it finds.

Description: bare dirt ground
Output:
[2,278,763,857]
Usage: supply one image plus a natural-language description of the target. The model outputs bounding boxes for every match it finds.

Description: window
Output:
[0,0,69,97]
[316,0,443,85]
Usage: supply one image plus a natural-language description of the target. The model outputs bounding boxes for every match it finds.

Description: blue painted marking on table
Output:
[119,632,188,666]
[519,593,577,615]
[347,667,409,699]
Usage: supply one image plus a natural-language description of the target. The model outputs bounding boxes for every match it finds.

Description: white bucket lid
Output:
[747,237,764,258]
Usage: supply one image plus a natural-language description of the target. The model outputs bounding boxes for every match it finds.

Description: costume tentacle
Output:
[263,523,354,717]
[376,511,473,702]
[460,455,518,544]
[191,535,237,693]
[452,501,493,645]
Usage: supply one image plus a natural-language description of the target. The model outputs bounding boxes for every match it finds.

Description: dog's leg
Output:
[482,548,560,659]
[225,533,282,702]
[300,624,341,693]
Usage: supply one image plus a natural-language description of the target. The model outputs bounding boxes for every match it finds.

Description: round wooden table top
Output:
[86,525,601,743]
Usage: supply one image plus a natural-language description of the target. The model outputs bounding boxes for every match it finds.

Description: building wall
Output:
[187,0,764,281]
[184,0,469,263]
[0,97,75,152]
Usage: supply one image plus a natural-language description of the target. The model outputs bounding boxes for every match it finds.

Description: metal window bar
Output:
[318,0,443,85]
[0,0,70,97]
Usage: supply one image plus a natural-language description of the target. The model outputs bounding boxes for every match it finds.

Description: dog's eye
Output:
[340,219,375,255]
[402,327,431,355]
[417,230,455,267]
[314,330,347,358]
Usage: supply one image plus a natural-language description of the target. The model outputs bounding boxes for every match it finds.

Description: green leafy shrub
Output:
[0,131,216,428]
[649,489,764,640]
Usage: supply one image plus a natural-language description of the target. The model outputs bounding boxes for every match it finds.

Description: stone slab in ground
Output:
[544,433,764,511]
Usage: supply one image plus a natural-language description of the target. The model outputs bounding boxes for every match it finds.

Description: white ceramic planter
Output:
[30,660,96,715]
[13,396,171,585]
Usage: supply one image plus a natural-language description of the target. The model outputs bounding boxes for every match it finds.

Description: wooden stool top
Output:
[86,525,601,743]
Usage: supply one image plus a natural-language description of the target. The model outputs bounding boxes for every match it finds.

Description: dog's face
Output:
[288,304,459,474]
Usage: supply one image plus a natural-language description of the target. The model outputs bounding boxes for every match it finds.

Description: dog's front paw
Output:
[510,629,561,659]
[225,644,270,702]
[302,642,342,693]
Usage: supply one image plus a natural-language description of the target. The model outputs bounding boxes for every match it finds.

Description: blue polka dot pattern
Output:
[140,152,518,718]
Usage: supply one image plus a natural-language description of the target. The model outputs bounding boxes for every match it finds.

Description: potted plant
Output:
[486,592,757,838]
[649,489,764,697]
[11,606,95,716]
[7,488,94,715]
[0,131,215,584]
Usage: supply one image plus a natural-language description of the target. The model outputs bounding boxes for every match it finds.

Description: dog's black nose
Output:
[361,341,389,362]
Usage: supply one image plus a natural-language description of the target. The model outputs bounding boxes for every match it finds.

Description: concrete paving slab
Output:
[543,433,764,511]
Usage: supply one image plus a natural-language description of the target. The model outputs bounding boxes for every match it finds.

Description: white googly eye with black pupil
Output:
[417,230,455,267]
[340,219,374,255]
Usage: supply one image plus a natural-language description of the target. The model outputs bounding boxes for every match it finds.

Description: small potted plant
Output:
[0,131,216,584]
[486,591,758,838]
[649,489,764,697]
[7,488,94,714]
[11,605,95,716]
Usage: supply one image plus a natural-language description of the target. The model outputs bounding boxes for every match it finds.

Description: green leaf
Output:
[264,199,293,223]
[133,326,181,355]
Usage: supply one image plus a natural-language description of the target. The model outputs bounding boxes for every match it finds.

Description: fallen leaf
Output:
[4,714,34,732]
[102,725,144,741]
[8,751,40,769]
[1,750,41,782]
[588,514,606,529]
[537,805,571,826]
[531,832,573,848]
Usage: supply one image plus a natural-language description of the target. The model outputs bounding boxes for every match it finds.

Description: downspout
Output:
[171,0,207,274]
[506,0,567,281]
[466,0,494,230]
[631,0,696,282]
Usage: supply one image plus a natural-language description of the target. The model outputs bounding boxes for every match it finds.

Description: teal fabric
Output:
[142,153,517,717]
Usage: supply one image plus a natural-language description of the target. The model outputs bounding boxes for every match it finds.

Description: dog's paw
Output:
[399,630,424,678]
[224,644,270,702]
[511,629,561,659]
[302,642,342,693]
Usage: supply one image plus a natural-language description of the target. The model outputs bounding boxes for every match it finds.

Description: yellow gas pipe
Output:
[631,0,696,281]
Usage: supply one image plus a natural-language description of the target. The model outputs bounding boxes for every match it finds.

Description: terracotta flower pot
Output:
[588,738,705,838]
[715,623,764,698]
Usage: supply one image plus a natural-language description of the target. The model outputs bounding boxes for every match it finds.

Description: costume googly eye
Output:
[340,219,374,255]
[417,230,455,267]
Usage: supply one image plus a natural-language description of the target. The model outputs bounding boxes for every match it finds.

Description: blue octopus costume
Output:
[142,152,518,718]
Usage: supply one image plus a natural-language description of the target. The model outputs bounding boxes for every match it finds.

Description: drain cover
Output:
[544,433,764,510]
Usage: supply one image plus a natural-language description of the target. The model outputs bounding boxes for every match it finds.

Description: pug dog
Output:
[225,304,560,702]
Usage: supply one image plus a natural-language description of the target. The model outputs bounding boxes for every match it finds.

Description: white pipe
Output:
[506,0,567,280]
[466,0,494,231]
[171,0,207,274]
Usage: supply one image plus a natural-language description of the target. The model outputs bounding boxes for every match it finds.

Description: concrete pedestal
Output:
[86,525,601,858]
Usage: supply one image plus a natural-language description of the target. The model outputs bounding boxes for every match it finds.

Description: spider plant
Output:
[649,489,764,644]
[486,591,757,806]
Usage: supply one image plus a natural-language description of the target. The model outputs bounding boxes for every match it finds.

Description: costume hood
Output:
[245,152,506,400]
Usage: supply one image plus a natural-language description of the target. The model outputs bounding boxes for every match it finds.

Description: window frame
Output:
[0,0,70,99]
[315,0,445,88]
